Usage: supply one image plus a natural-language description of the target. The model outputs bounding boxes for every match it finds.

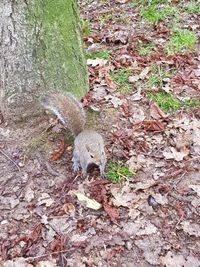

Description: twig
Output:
[157,62,163,89]
[0,149,21,172]
[26,248,75,260]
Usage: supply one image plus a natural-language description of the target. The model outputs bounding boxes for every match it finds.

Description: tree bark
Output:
[0,0,88,122]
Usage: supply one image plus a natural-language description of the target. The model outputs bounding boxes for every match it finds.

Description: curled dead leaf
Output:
[135,120,165,132]
[63,203,75,216]
[103,202,119,223]
[105,74,117,91]
[150,103,167,120]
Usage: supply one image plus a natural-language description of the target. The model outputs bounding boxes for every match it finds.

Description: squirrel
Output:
[41,92,106,177]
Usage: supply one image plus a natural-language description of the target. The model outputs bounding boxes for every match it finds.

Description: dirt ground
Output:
[1,0,200,266]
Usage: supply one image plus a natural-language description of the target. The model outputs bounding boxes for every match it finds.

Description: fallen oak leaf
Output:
[134,120,165,132]
[150,102,167,120]
[103,202,119,223]
[105,73,117,91]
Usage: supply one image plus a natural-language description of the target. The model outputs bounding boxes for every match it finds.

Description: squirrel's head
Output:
[86,143,105,166]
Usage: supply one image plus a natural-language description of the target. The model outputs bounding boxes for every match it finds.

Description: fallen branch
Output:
[0,149,21,172]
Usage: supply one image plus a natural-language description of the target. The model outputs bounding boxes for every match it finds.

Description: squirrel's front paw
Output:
[73,163,80,172]
[72,158,81,172]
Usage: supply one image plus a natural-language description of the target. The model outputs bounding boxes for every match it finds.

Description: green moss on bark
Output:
[27,0,88,99]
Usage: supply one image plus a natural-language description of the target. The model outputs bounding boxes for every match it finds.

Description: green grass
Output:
[130,0,166,8]
[183,99,200,109]
[149,92,181,112]
[98,13,113,27]
[147,63,176,88]
[149,91,200,113]
[111,68,131,85]
[141,5,178,24]
[110,68,133,93]
[183,2,200,14]
[81,19,91,35]
[105,162,135,183]
[166,29,197,55]
[138,43,154,56]
[86,50,110,60]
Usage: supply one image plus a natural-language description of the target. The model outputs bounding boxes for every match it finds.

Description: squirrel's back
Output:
[41,92,85,136]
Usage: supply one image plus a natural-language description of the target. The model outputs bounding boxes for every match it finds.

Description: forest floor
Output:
[1,0,200,266]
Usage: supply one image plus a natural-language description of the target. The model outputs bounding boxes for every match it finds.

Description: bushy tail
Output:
[41,92,85,136]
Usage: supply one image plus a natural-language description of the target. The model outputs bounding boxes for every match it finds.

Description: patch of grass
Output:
[105,161,135,183]
[138,43,154,56]
[149,92,181,112]
[98,13,113,27]
[130,0,166,8]
[111,68,130,85]
[86,50,110,60]
[81,19,91,35]
[141,5,178,24]
[111,68,133,93]
[149,91,200,113]
[166,29,197,55]
[183,99,200,109]
[184,2,200,14]
[147,63,176,88]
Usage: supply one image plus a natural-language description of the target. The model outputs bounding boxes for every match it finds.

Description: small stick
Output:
[0,149,21,172]
[26,248,75,260]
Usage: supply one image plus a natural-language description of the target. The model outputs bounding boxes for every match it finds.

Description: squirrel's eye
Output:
[90,154,94,158]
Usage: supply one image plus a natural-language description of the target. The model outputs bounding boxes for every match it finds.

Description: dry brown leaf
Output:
[105,74,117,91]
[103,202,119,222]
[136,120,165,132]
[150,103,167,119]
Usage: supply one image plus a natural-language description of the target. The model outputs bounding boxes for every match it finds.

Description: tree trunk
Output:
[0,0,88,122]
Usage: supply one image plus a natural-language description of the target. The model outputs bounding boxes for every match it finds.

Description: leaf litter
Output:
[1,0,200,266]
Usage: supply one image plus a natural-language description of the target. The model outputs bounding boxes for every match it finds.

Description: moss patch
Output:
[26,0,88,99]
